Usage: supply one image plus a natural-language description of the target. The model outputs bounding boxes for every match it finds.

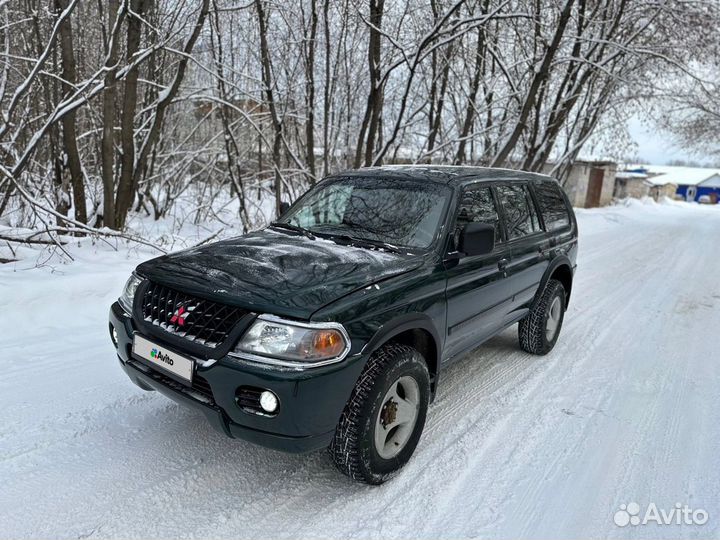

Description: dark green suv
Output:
[109,166,577,484]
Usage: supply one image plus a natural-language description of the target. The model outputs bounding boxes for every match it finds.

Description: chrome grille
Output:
[141,281,246,348]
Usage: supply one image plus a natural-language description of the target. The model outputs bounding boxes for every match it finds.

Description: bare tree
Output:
[491,0,575,167]
[255,0,285,215]
[99,0,124,229]
[1,0,716,244]
[54,0,87,225]
[114,0,146,229]
[302,0,318,181]
[354,0,385,167]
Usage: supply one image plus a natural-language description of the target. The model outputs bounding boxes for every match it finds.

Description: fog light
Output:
[111,325,119,346]
[259,391,279,413]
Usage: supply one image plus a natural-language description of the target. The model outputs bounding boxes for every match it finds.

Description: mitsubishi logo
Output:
[170,305,193,327]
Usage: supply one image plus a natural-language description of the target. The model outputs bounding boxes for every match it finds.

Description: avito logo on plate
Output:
[614,502,709,527]
[150,348,174,366]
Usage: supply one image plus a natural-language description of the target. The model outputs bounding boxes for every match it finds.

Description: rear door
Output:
[494,181,550,323]
[443,183,512,361]
[532,178,578,271]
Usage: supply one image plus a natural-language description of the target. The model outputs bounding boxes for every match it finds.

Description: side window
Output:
[495,183,540,240]
[534,181,571,231]
[452,184,502,250]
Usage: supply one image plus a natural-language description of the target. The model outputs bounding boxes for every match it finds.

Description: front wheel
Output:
[518,278,566,355]
[328,343,430,484]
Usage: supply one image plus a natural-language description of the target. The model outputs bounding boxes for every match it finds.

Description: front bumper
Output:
[109,302,366,453]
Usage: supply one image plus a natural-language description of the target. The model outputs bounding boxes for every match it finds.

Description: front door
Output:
[444,183,511,361]
[686,186,697,201]
[585,168,605,208]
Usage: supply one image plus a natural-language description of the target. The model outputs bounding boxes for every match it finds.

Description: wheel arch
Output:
[540,256,574,307]
[360,313,441,398]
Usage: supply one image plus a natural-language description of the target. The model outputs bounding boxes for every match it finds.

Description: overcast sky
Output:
[627,116,702,165]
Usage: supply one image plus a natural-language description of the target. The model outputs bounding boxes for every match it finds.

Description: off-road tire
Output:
[518,279,566,355]
[328,343,430,485]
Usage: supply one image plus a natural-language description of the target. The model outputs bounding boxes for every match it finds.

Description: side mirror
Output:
[278,201,290,216]
[458,222,495,256]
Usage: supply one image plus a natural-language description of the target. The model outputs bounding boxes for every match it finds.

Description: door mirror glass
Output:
[459,222,495,256]
[279,201,290,216]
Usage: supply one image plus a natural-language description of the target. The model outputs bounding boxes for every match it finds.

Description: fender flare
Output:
[537,255,574,306]
[360,312,443,393]
[361,312,441,358]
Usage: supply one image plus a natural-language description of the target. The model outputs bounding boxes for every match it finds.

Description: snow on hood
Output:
[136,228,424,319]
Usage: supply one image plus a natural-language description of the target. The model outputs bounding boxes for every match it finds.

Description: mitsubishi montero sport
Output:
[109,166,578,484]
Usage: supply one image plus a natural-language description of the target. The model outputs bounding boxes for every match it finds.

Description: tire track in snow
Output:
[283,221,672,538]
[2,204,720,539]
[412,215,704,538]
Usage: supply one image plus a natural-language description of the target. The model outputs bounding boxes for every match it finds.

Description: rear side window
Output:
[495,183,540,240]
[453,184,502,249]
[534,181,571,231]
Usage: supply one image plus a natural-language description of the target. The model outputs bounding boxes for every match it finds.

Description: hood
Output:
[136,229,424,319]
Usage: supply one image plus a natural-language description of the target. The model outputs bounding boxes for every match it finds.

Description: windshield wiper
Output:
[269,221,316,240]
[316,231,401,254]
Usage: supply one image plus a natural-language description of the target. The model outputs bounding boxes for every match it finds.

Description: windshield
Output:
[279,177,451,249]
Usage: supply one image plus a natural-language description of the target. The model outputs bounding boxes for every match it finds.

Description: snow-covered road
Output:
[1,201,719,539]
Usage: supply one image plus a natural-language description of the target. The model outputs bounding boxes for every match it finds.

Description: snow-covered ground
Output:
[1,199,719,539]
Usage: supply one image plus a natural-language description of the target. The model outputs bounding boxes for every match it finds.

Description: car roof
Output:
[330,165,556,187]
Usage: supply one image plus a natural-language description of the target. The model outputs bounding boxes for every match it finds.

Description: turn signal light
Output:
[311,330,345,359]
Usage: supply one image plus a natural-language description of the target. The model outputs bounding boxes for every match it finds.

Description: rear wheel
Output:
[518,278,566,355]
[329,343,430,484]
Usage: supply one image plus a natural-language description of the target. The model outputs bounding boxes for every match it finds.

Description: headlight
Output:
[119,273,143,313]
[230,315,350,368]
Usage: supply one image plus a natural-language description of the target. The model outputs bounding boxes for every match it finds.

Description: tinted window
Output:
[534,181,571,231]
[281,177,450,249]
[452,184,501,249]
[495,183,540,239]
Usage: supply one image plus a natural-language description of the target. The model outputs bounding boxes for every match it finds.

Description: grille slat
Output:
[192,374,215,401]
[194,301,220,344]
[151,283,161,321]
[213,305,240,337]
[159,285,170,325]
[141,282,247,348]
[235,386,277,416]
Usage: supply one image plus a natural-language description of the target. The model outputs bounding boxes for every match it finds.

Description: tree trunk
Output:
[132,0,210,200]
[363,0,384,166]
[491,0,575,167]
[55,0,87,224]
[322,0,331,176]
[29,7,67,223]
[210,0,251,231]
[100,0,120,229]
[455,7,488,164]
[115,0,146,229]
[304,0,318,182]
[426,0,455,157]
[354,0,384,167]
[256,0,284,215]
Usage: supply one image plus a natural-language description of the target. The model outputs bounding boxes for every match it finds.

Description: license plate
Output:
[132,335,194,383]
